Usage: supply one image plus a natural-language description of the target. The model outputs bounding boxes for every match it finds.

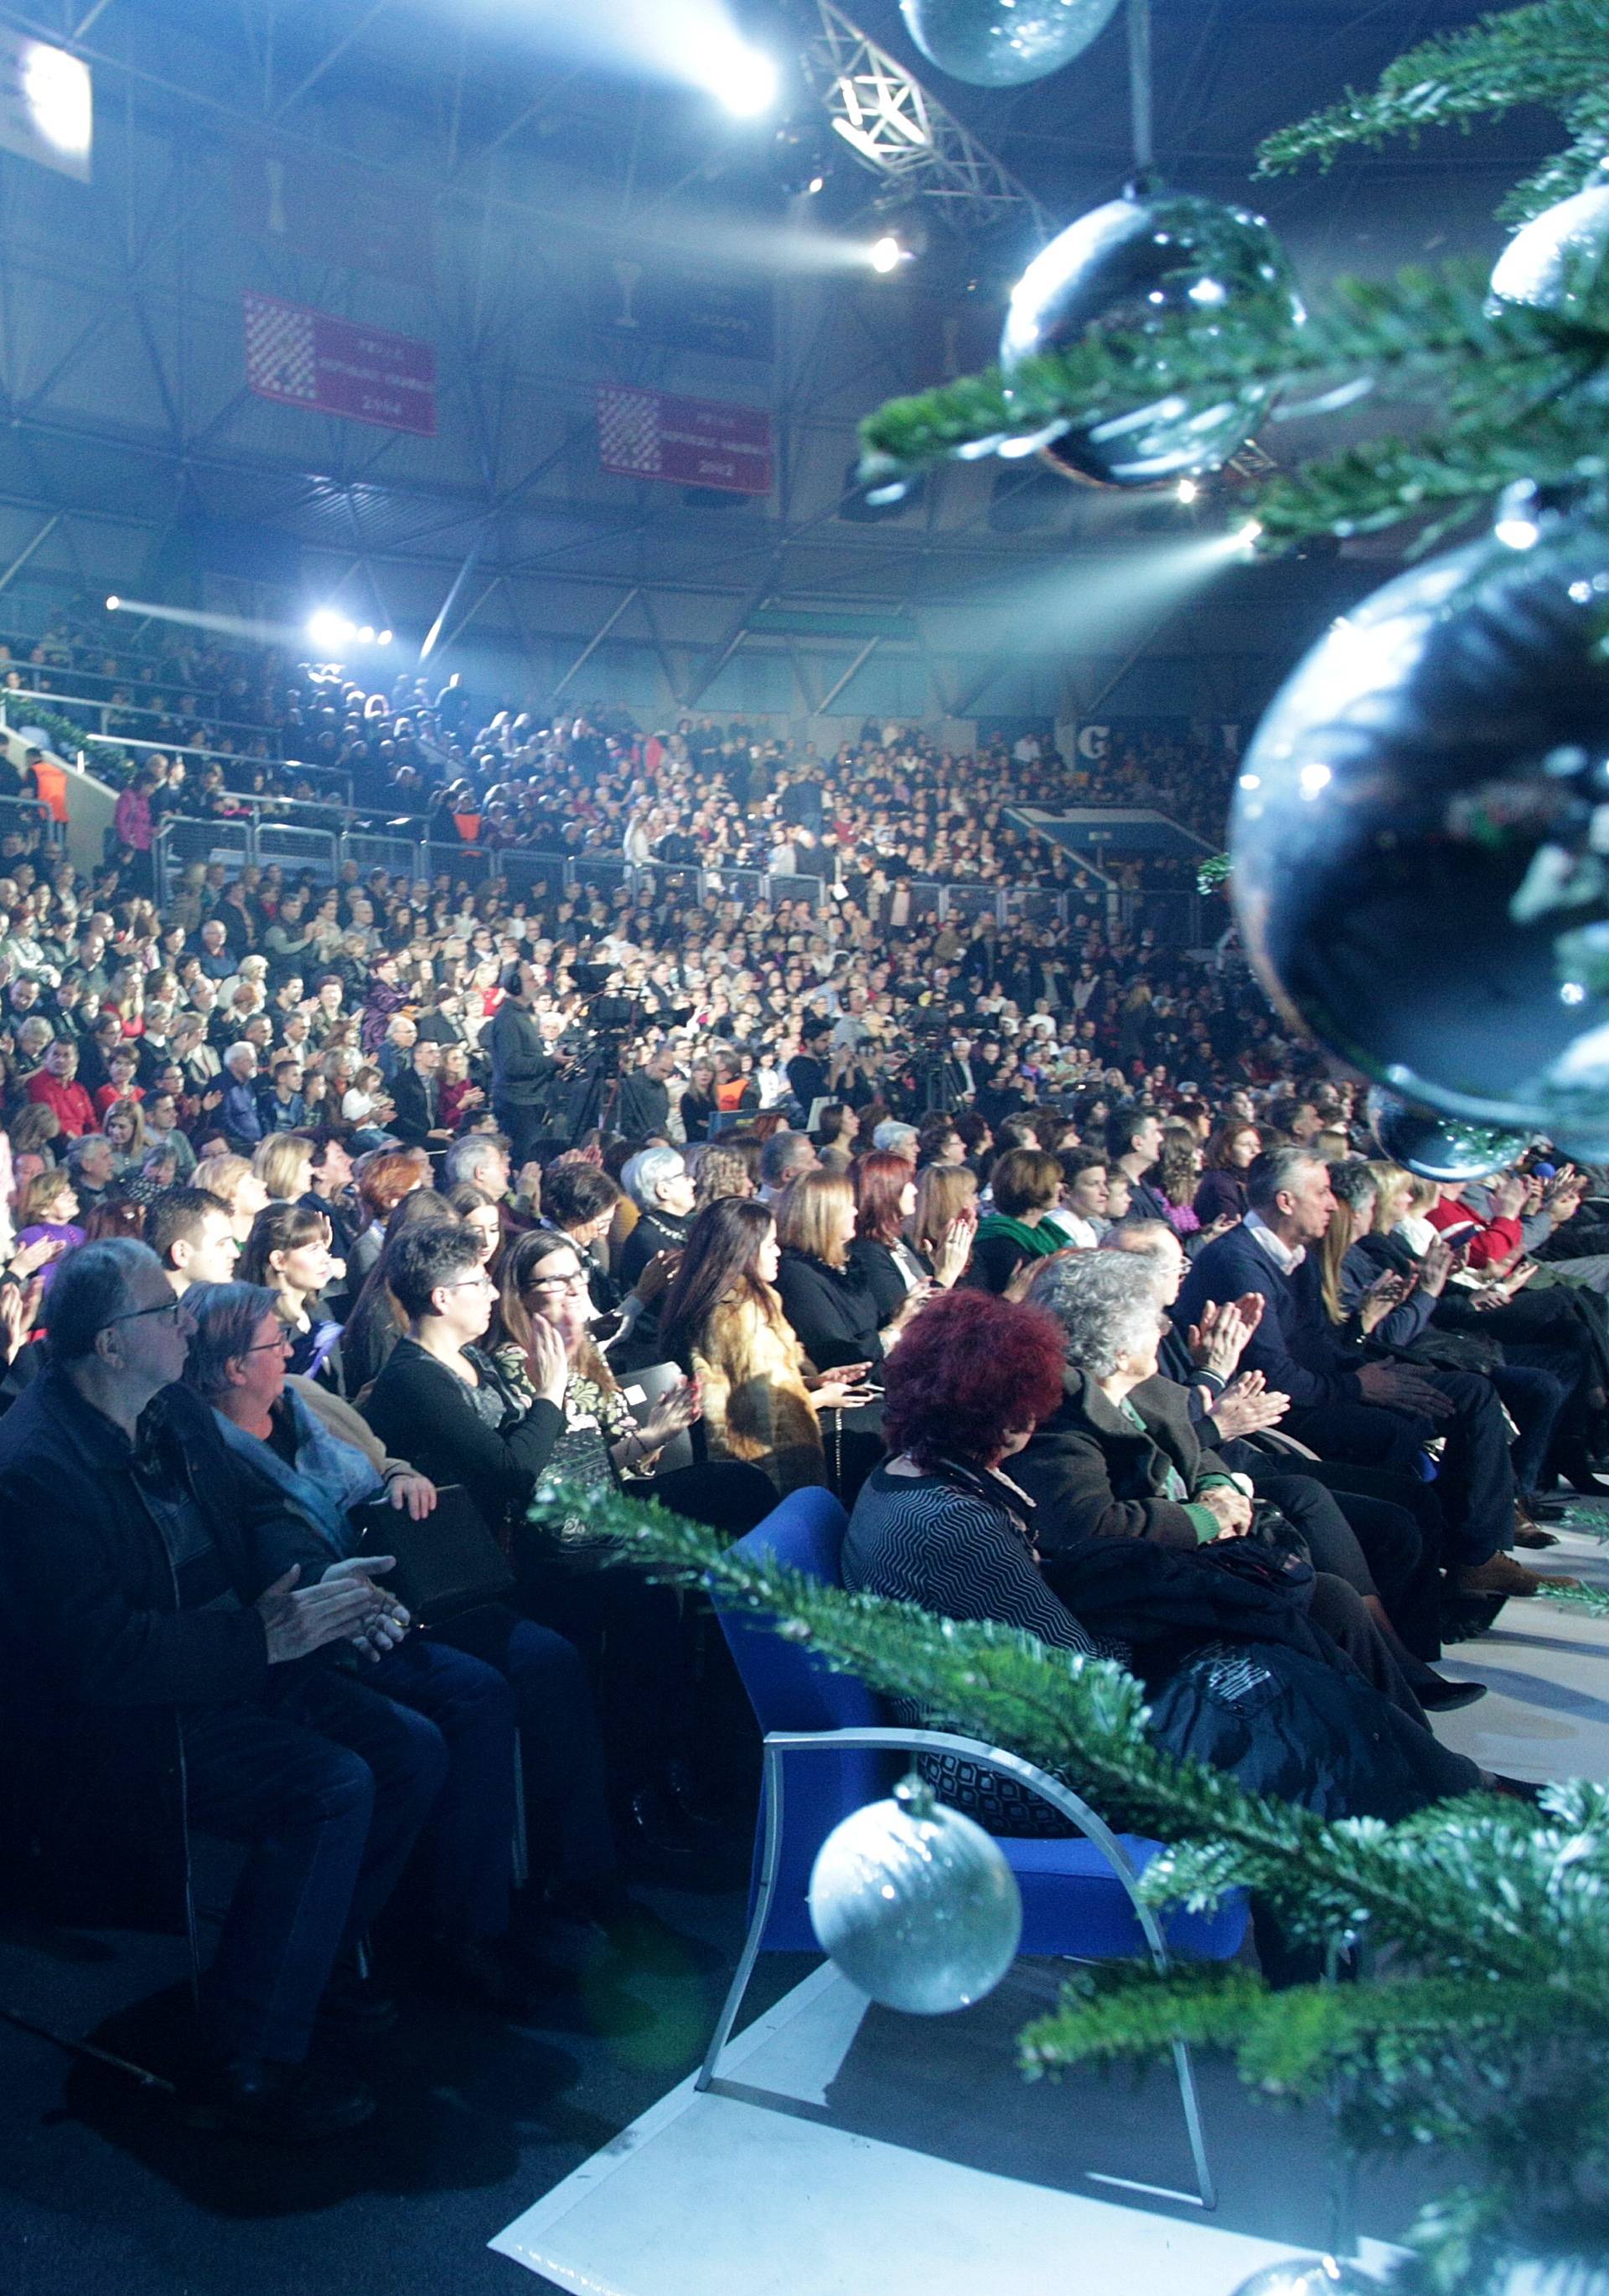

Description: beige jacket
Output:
[691,1290,826,1497]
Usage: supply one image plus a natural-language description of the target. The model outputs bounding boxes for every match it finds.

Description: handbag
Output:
[354,1482,513,1627]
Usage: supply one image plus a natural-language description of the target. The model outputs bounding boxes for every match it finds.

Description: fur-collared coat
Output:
[691,1290,827,1497]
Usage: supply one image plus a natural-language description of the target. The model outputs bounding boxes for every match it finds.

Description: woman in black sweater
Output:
[775,1168,928,1375]
[847,1150,973,1326]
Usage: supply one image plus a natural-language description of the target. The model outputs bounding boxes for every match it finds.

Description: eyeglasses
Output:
[524,1269,588,1295]
[100,1295,184,1333]
[442,1272,495,1294]
[241,1330,296,1357]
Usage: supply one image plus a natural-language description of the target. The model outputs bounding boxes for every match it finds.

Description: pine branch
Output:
[1255,0,1609,178]
[559,1481,1609,2007]
[1544,1580,1609,1620]
[1499,86,1609,221]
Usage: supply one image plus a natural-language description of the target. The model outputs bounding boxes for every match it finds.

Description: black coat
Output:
[0,1373,326,1926]
[1016,1368,1233,1554]
[362,1338,562,1538]
[846,1235,931,1328]
[390,1063,445,1148]
[488,1000,559,1109]
[775,1246,884,1372]
[617,1072,671,1140]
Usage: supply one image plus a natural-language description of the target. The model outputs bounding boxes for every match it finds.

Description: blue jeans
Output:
[181,1666,448,2066]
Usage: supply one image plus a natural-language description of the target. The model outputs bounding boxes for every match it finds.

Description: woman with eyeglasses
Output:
[238,1202,345,1390]
[187,1280,621,1937]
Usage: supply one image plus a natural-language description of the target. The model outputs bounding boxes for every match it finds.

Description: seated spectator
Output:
[238,1202,344,1388]
[691,1142,753,1207]
[618,1145,696,1289]
[14,1166,85,1275]
[776,1166,924,1372]
[65,1130,119,1218]
[1042,1145,1109,1249]
[848,1149,970,1326]
[658,1197,870,1496]
[253,1130,315,1206]
[444,1182,504,1276]
[1105,1104,1172,1225]
[1193,1119,1260,1228]
[757,1126,816,1202]
[147,1184,241,1295]
[24,1037,95,1137]
[0,1238,440,2143]
[348,1145,429,1281]
[101,1096,147,1180]
[910,1161,980,1271]
[840,1285,1501,1864]
[219,1042,265,1150]
[1176,1145,1572,1606]
[963,1147,1064,1295]
[339,1187,459,1396]
[183,1280,618,1935]
[194,1151,271,1244]
[391,1041,454,1152]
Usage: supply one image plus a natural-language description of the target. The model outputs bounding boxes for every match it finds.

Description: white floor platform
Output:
[491,1516,1609,2296]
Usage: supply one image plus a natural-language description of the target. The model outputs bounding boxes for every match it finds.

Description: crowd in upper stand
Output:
[1,593,1598,2146]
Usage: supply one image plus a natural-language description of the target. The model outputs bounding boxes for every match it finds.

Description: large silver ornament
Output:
[900,0,1121,88]
[808,1773,1022,2014]
[1228,2261,1384,2296]
[999,185,1301,487]
[1366,1087,1531,1182]
[1231,499,1609,1157]
[1490,172,1609,318]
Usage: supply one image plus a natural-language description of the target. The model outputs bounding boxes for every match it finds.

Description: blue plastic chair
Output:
[699,1485,1249,2210]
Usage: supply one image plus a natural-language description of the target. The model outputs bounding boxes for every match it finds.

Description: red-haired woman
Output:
[847,1149,970,1328]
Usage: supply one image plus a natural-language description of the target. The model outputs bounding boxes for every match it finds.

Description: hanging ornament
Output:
[1227,2260,1384,2296]
[1366,1087,1531,1182]
[1231,488,1609,1157]
[808,1774,1022,2014]
[1488,165,1609,318]
[900,0,1122,89]
[998,184,1301,486]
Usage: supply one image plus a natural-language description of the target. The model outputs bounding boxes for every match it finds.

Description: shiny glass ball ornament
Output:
[1489,171,1609,318]
[1366,1088,1531,1182]
[808,1774,1022,2014]
[1231,502,1609,1154]
[1228,2260,1384,2296]
[900,0,1121,88]
[999,186,1301,487]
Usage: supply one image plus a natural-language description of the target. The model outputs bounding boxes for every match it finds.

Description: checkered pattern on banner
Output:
[597,387,662,478]
[244,293,318,404]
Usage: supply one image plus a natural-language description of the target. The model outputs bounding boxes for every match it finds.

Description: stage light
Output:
[307,608,357,652]
[869,234,903,274]
[23,39,91,165]
[1235,519,1264,549]
[105,595,120,612]
[358,625,375,643]
[378,629,394,645]
[1176,478,1199,504]
[708,42,778,116]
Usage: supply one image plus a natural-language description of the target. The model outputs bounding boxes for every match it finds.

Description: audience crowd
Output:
[0,603,1593,2147]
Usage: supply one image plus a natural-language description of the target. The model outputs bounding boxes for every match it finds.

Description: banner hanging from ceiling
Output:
[243,292,437,437]
[592,257,773,360]
[596,385,772,495]
[232,145,435,287]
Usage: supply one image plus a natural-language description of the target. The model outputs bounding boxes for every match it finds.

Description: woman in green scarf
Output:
[962,1147,1068,1295]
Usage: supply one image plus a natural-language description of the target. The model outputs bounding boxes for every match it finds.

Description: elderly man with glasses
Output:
[0,1238,448,2144]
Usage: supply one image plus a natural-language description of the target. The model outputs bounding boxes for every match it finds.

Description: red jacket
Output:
[24,1069,97,1138]
[1425,1195,1523,1273]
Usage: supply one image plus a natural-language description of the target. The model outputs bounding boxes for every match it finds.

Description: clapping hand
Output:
[1358,1269,1410,1333]
[1200,1485,1254,1539]
[1187,1294,1262,1380]
[640,1374,701,1451]
[932,1218,974,1288]
[632,1248,681,1307]
[1208,1370,1290,1441]
[0,1274,42,1365]
[8,1234,63,1282]
[255,1561,401,1666]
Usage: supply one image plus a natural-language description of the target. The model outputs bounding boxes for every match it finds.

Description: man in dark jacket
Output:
[0,1240,442,2143]
[390,1040,453,1151]
[488,965,563,1164]
[616,1045,674,1141]
[1174,1145,1565,1604]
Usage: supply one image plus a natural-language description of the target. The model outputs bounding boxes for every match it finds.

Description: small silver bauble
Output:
[900,0,1122,88]
[1366,1086,1531,1181]
[808,1773,1022,2014]
[1229,2258,1384,2296]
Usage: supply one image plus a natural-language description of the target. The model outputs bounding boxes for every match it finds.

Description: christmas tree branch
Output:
[554,1482,1609,2006]
[1255,0,1609,178]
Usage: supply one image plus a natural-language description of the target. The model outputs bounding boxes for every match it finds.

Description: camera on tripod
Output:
[570,961,644,1037]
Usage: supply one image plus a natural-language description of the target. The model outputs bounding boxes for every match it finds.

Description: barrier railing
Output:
[153,814,1070,935]
[1,685,277,751]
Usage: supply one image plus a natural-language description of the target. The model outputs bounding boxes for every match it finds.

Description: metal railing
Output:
[153,815,1074,933]
[0,685,277,750]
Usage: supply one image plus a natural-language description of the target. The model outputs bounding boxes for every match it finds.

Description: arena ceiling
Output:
[0,0,1561,705]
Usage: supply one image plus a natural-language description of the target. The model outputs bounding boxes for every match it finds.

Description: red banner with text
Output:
[596,385,772,495]
[243,292,437,437]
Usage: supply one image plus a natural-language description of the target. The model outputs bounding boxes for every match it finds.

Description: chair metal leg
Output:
[1172,2039,1217,2211]
[695,1745,787,2093]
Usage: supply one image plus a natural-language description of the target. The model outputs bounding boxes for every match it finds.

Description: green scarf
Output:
[975,1212,1060,1263]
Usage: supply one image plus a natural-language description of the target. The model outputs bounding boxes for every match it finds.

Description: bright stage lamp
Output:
[378,629,394,645]
[307,608,356,652]
[869,234,903,274]
[1176,478,1199,504]
[105,594,120,612]
[711,44,778,117]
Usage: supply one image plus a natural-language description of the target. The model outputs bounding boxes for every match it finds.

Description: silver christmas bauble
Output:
[1490,174,1609,318]
[1229,2260,1383,2296]
[1366,1087,1531,1182]
[1232,501,1609,1153]
[999,186,1301,487]
[900,0,1121,88]
[808,1775,1022,2014]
